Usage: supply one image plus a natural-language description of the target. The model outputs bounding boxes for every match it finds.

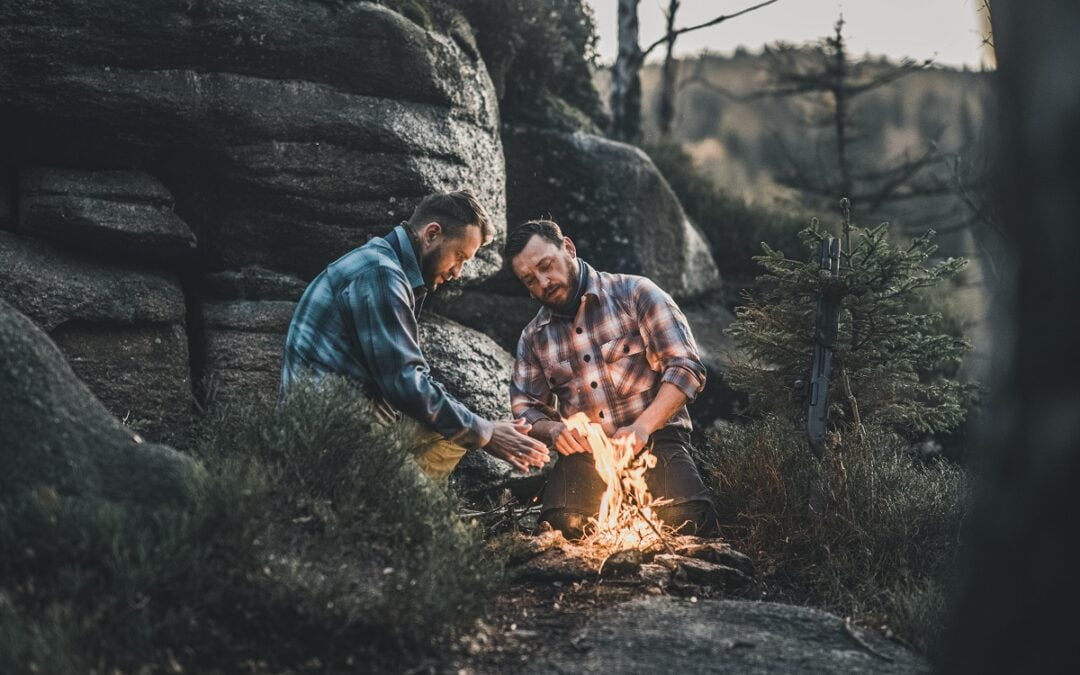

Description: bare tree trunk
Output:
[610,0,642,142]
[657,0,681,138]
[830,18,853,205]
[938,1,1080,672]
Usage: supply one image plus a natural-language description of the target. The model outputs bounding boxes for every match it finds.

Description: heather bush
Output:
[0,380,496,672]
[702,416,968,651]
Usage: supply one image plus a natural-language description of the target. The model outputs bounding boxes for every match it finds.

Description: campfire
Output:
[562,413,672,552]
[486,414,755,591]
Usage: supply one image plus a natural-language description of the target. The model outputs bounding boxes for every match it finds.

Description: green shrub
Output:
[726,211,977,438]
[702,416,968,651]
[645,141,809,284]
[452,0,607,131]
[0,380,496,672]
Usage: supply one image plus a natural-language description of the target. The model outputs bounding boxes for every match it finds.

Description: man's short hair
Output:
[504,219,564,261]
[407,189,494,245]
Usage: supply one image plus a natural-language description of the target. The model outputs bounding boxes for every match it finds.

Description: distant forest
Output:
[600,49,991,254]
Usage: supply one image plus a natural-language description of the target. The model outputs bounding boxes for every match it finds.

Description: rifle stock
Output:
[806,237,842,457]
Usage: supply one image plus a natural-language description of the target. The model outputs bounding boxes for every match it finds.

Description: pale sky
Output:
[585,0,992,69]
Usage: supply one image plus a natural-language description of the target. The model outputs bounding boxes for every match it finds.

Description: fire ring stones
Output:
[503,531,755,592]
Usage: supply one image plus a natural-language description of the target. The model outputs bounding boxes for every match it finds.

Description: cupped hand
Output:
[483,418,550,472]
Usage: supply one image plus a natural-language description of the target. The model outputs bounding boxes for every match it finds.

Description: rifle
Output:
[804,236,842,458]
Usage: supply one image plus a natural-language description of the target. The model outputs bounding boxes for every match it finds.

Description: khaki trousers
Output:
[408,430,468,481]
[372,398,468,481]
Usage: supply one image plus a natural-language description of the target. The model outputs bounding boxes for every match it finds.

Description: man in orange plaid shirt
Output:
[506,220,717,538]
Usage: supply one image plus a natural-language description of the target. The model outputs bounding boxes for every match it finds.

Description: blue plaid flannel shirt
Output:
[280,225,493,448]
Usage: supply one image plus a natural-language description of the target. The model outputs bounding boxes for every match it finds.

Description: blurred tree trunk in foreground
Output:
[938,1,1080,673]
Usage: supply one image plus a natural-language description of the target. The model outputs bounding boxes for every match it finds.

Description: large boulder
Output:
[427,289,541,355]
[0,231,191,440]
[0,0,506,282]
[503,125,720,300]
[0,299,199,506]
[204,265,308,303]
[682,301,746,427]
[530,597,927,674]
[203,300,296,405]
[419,313,515,421]
[419,312,554,496]
[18,167,197,262]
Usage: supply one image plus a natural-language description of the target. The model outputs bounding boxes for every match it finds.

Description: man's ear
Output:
[563,236,577,258]
[420,221,442,247]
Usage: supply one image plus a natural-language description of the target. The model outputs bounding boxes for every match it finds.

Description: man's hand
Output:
[532,419,592,456]
[553,423,593,456]
[612,423,650,454]
[483,418,550,472]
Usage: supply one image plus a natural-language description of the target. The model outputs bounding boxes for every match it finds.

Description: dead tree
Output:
[656,0,680,138]
[609,0,781,143]
[755,18,949,222]
[610,0,642,143]
[938,1,1080,672]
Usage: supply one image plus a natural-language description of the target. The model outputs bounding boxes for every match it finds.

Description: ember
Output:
[562,412,671,551]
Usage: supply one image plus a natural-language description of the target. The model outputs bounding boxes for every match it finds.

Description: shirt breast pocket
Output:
[601,333,653,397]
[543,359,578,411]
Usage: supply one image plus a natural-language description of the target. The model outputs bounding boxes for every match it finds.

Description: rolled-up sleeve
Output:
[510,330,560,425]
[352,266,493,448]
[633,278,707,401]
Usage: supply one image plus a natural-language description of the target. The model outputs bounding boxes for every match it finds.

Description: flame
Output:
[562,412,669,550]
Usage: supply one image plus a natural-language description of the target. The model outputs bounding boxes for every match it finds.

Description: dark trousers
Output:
[539,426,717,538]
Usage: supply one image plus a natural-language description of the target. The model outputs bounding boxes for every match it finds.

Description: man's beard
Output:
[420,245,443,291]
[537,258,580,312]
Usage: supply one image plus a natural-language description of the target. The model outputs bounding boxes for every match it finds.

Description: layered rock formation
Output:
[0,299,199,507]
[0,230,191,439]
[19,167,197,262]
[0,1,512,443]
[0,0,730,465]
[503,126,720,300]
[0,0,507,280]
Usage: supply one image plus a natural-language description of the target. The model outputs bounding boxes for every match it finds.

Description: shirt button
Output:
[583,354,591,362]
[575,327,583,334]
[590,381,598,389]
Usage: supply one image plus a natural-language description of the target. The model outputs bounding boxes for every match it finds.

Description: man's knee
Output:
[655,499,718,537]
[540,508,592,540]
[411,433,468,481]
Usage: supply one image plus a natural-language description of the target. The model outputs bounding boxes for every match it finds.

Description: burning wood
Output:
[562,412,672,551]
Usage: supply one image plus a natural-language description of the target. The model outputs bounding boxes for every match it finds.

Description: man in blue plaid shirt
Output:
[506,220,717,537]
[280,190,548,479]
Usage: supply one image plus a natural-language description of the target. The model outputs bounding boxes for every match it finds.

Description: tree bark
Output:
[657,0,681,138]
[938,1,1080,672]
[610,0,642,142]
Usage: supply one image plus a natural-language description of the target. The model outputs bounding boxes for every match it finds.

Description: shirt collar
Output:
[535,260,602,327]
[388,224,425,291]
